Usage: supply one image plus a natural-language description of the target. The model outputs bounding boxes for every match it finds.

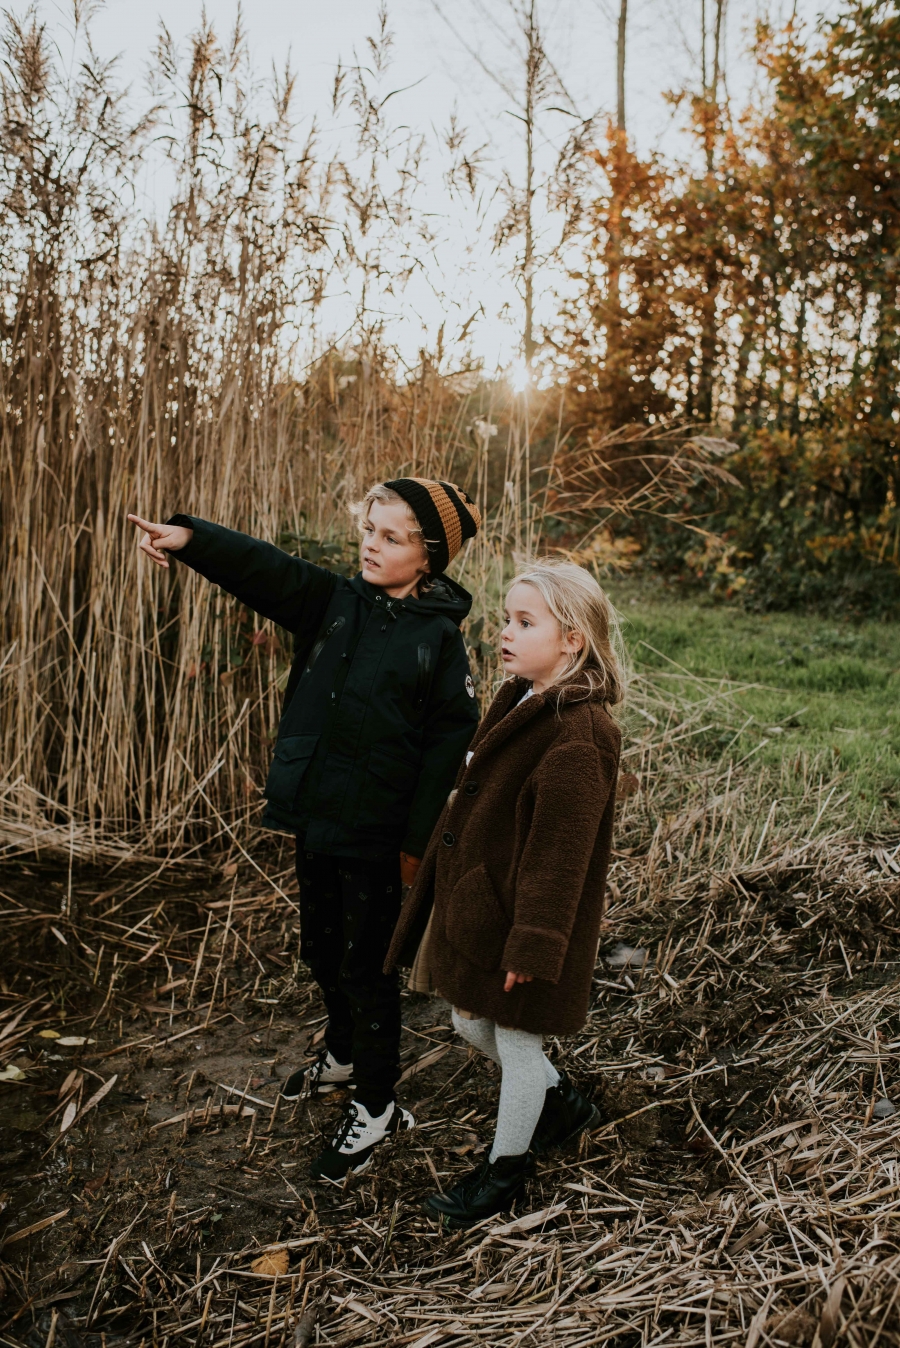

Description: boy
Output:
[128,478,480,1178]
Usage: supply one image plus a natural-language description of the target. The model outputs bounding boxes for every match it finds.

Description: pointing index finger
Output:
[127,514,158,533]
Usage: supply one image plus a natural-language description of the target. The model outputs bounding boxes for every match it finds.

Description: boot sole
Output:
[532,1103,602,1157]
[425,1184,527,1230]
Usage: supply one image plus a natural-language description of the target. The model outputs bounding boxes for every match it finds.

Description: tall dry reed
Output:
[0,9,733,863]
[0,12,546,861]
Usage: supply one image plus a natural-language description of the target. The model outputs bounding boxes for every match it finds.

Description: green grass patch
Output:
[607,576,900,835]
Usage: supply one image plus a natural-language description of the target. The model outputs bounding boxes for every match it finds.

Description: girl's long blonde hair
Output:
[509,559,627,706]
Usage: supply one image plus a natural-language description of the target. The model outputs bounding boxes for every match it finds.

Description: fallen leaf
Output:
[819,1275,847,1348]
[60,1100,78,1134]
[39,1030,61,1040]
[617,771,640,798]
[84,1166,110,1197]
[251,1248,289,1276]
[728,1219,770,1255]
[59,1069,82,1099]
[73,1073,118,1127]
[56,1036,95,1047]
[398,1044,451,1083]
[223,861,238,877]
[0,1007,32,1043]
[294,1305,317,1348]
[345,1298,381,1324]
[0,1208,70,1247]
[489,1203,568,1236]
[0,1065,26,1082]
[150,1103,255,1131]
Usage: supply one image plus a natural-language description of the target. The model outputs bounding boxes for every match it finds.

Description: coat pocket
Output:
[354,747,420,831]
[264,733,319,811]
[444,863,510,972]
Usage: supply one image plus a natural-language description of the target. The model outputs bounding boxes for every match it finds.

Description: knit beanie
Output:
[384,478,482,575]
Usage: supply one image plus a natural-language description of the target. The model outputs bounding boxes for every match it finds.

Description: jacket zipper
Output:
[303,616,345,675]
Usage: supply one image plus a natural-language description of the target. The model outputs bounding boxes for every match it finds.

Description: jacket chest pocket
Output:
[265,733,319,810]
[444,863,510,971]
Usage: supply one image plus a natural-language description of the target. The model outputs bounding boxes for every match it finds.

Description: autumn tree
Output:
[554,0,900,611]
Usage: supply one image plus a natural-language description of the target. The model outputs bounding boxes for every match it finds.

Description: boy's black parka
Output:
[169,517,479,858]
[385,675,621,1036]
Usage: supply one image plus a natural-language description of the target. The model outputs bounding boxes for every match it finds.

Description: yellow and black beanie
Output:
[384,478,482,574]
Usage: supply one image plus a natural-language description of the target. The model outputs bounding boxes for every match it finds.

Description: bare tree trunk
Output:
[523,0,537,373]
[702,0,726,170]
[616,0,628,133]
[713,0,725,98]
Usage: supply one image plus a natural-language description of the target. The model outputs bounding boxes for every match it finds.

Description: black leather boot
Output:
[424,1153,531,1228]
[530,1070,600,1156]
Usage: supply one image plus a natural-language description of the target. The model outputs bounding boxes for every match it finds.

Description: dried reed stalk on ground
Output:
[2,672,900,1346]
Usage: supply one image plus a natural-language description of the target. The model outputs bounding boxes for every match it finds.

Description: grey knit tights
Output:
[451,1009,560,1161]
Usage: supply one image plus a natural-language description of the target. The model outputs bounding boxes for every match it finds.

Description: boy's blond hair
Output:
[509,559,626,706]
[349,484,434,558]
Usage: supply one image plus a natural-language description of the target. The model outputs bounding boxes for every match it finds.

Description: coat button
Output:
[463,782,479,796]
[442,830,456,847]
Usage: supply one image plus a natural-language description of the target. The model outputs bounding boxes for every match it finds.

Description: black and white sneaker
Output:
[280,1049,355,1101]
[310,1100,415,1181]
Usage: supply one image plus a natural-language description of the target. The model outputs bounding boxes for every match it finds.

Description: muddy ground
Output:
[2,845,900,1347]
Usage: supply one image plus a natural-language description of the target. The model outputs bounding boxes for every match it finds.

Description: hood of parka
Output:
[348,571,473,626]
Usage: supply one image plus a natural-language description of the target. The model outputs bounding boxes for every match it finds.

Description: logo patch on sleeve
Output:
[465,674,475,698]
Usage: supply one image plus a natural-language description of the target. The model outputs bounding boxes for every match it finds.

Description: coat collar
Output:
[467,675,609,770]
[466,677,549,767]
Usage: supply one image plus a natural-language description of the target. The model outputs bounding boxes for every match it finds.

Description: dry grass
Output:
[2,672,900,1347]
[0,11,742,870]
[0,9,526,863]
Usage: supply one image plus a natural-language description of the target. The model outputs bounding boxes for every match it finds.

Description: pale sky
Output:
[40,0,835,369]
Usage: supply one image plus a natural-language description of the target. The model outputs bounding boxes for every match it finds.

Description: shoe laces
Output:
[459,1157,492,1199]
[334,1104,366,1153]
[307,1048,330,1086]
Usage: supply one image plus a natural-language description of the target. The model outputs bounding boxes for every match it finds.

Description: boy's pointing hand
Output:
[127,514,193,568]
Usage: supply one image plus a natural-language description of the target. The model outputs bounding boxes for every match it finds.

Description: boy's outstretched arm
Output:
[128,513,336,635]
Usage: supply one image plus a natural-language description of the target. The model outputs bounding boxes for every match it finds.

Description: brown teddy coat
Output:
[385,675,621,1035]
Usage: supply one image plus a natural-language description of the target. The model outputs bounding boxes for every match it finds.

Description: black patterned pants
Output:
[295,843,403,1115]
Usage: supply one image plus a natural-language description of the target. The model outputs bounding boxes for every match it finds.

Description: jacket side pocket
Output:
[354,747,419,831]
[444,863,510,972]
[264,733,319,812]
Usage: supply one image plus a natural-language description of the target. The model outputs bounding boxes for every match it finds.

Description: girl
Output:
[386,560,623,1226]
